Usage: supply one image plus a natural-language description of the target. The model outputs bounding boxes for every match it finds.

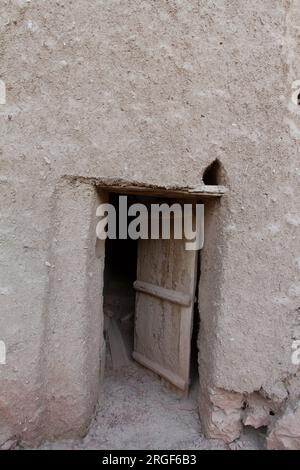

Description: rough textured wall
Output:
[197,0,300,447]
[43,182,106,440]
[0,0,299,447]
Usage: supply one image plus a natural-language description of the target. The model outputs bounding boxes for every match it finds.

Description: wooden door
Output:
[133,228,198,393]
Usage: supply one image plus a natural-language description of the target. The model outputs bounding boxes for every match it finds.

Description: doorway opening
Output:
[103,193,138,364]
[102,191,201,396]
[45,176,226,441]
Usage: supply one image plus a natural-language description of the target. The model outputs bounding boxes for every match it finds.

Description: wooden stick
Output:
[107,318,129,369]
[132,351,187,391]
[134,280,192,307]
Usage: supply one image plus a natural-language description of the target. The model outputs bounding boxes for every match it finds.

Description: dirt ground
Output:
[38,360,264,450]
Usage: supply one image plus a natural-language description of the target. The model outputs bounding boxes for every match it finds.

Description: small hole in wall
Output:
[202,159,222,186]
[269,410,275,416]
[298,93,300,106]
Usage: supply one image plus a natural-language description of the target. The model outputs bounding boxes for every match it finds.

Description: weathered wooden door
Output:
[133,227,198,393]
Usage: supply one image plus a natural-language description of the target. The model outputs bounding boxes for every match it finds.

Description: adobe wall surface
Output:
[0,1,299,447]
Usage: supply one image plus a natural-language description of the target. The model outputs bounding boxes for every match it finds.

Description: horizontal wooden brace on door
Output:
[133,280,192,307]
[132,351,187,391]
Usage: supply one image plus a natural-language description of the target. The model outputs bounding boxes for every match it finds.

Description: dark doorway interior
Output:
[103,193,138,359]
[190,252,201,384]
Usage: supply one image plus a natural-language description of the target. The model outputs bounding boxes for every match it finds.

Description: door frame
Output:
[44,175,226,439]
